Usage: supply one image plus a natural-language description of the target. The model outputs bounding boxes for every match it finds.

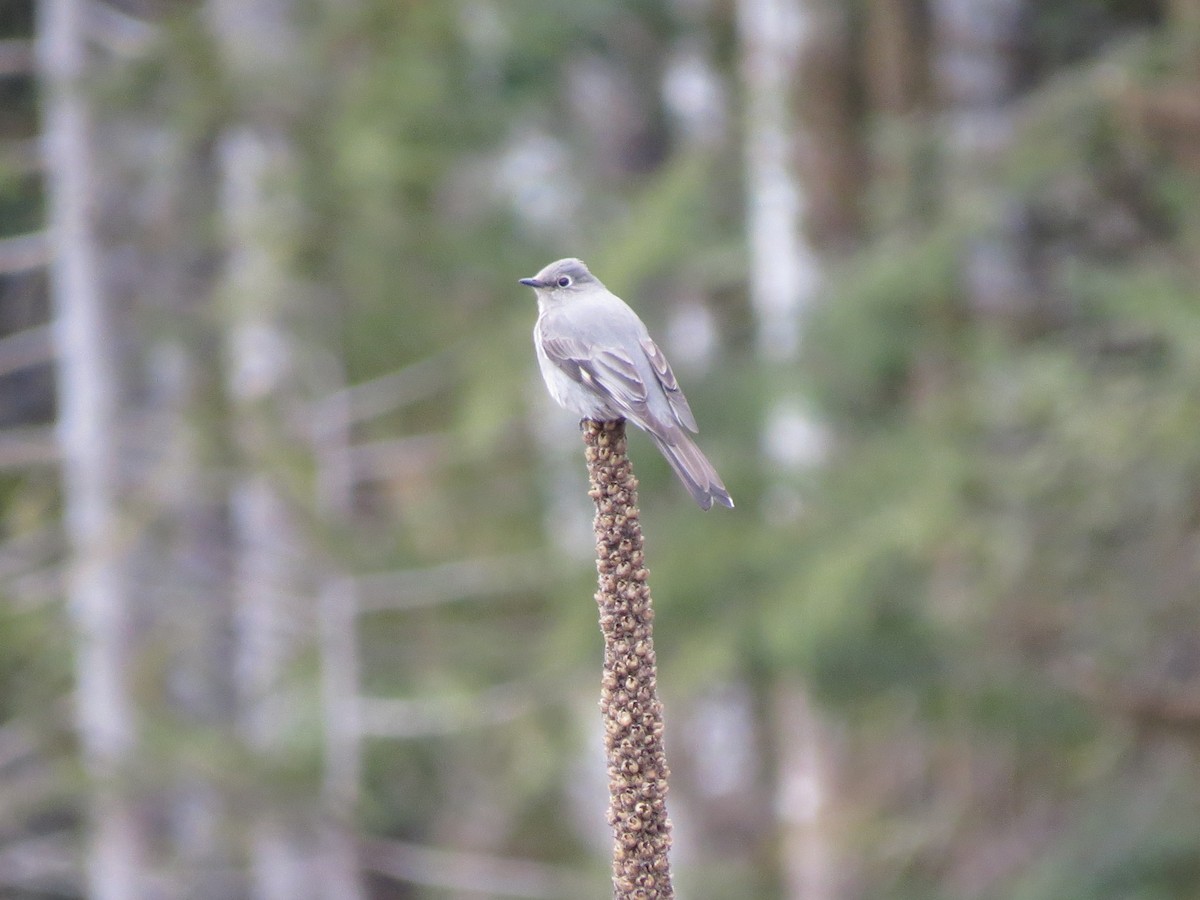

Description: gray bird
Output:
[520,258,733,510]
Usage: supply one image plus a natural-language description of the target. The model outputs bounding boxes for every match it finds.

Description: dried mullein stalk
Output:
[583,418,673,900]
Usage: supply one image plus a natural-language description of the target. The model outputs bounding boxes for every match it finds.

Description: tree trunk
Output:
[736,0,819,362]
[38,2,143,895]
[931,0,1032,327]
[773,682,839,900]
[210,1,363,893]
[737,2,845,897]
[41,1,245,895]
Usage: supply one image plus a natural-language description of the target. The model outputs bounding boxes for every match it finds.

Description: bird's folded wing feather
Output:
[540,335,653,422]
[639,338,698,432]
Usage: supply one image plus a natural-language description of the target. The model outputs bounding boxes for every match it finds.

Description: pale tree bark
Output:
[38,2,142,896]
[220,124,364,900]
[736,0,833,485]
[737,1,844,898]
[210,1,363,895]
[931,0,1032,326]
[41,1,246,895]
[737,0,819,363]
[773,684,837,900]
[43,0,361,893]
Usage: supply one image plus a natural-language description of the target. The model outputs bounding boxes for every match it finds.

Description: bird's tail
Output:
[650,430,734,510]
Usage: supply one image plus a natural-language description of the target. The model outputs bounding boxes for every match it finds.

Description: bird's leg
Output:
[581,416,624,431]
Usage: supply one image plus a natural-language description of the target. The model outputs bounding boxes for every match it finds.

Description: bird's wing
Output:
[639,338,698,433]
[539,335,653,421]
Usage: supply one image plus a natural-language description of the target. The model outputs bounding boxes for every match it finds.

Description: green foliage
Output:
[805,229,962,428]
[7,0,1200,895]
[787,21,1200,894]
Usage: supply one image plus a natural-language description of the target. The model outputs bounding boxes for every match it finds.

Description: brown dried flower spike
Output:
[583,419,674,900]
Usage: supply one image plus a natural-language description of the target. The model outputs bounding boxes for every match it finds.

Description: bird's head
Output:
[519,258,598,297]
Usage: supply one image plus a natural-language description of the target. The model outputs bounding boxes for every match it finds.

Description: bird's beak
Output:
[519,277,544,288]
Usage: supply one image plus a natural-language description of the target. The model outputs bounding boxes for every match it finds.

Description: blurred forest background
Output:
[1,0,1200,897]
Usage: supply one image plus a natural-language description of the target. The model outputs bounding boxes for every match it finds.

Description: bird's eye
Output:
[557,275,572,288]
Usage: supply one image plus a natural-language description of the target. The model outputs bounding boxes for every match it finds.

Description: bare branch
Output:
[0,427,59,469]
[321,352,458,428]
[361,837,593,899]
[0,39,34,76]
[0,233,50,275]
[319,577,360,810]
[344,433,451,483]
[1061,667,1200,733]
[9,565,64,610]
[0,833,79,896]
[0,325,54,378]
[0,721,39,774]
[354,553,556,613]
[81,0,157,57]
[0,525,60,582]
[356,679,546,739]
[0,138,43,175]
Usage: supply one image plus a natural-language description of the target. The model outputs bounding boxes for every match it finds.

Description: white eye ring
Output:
[557,275,572,288]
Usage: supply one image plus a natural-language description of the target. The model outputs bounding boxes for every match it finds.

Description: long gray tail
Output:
[650,431,734,510]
